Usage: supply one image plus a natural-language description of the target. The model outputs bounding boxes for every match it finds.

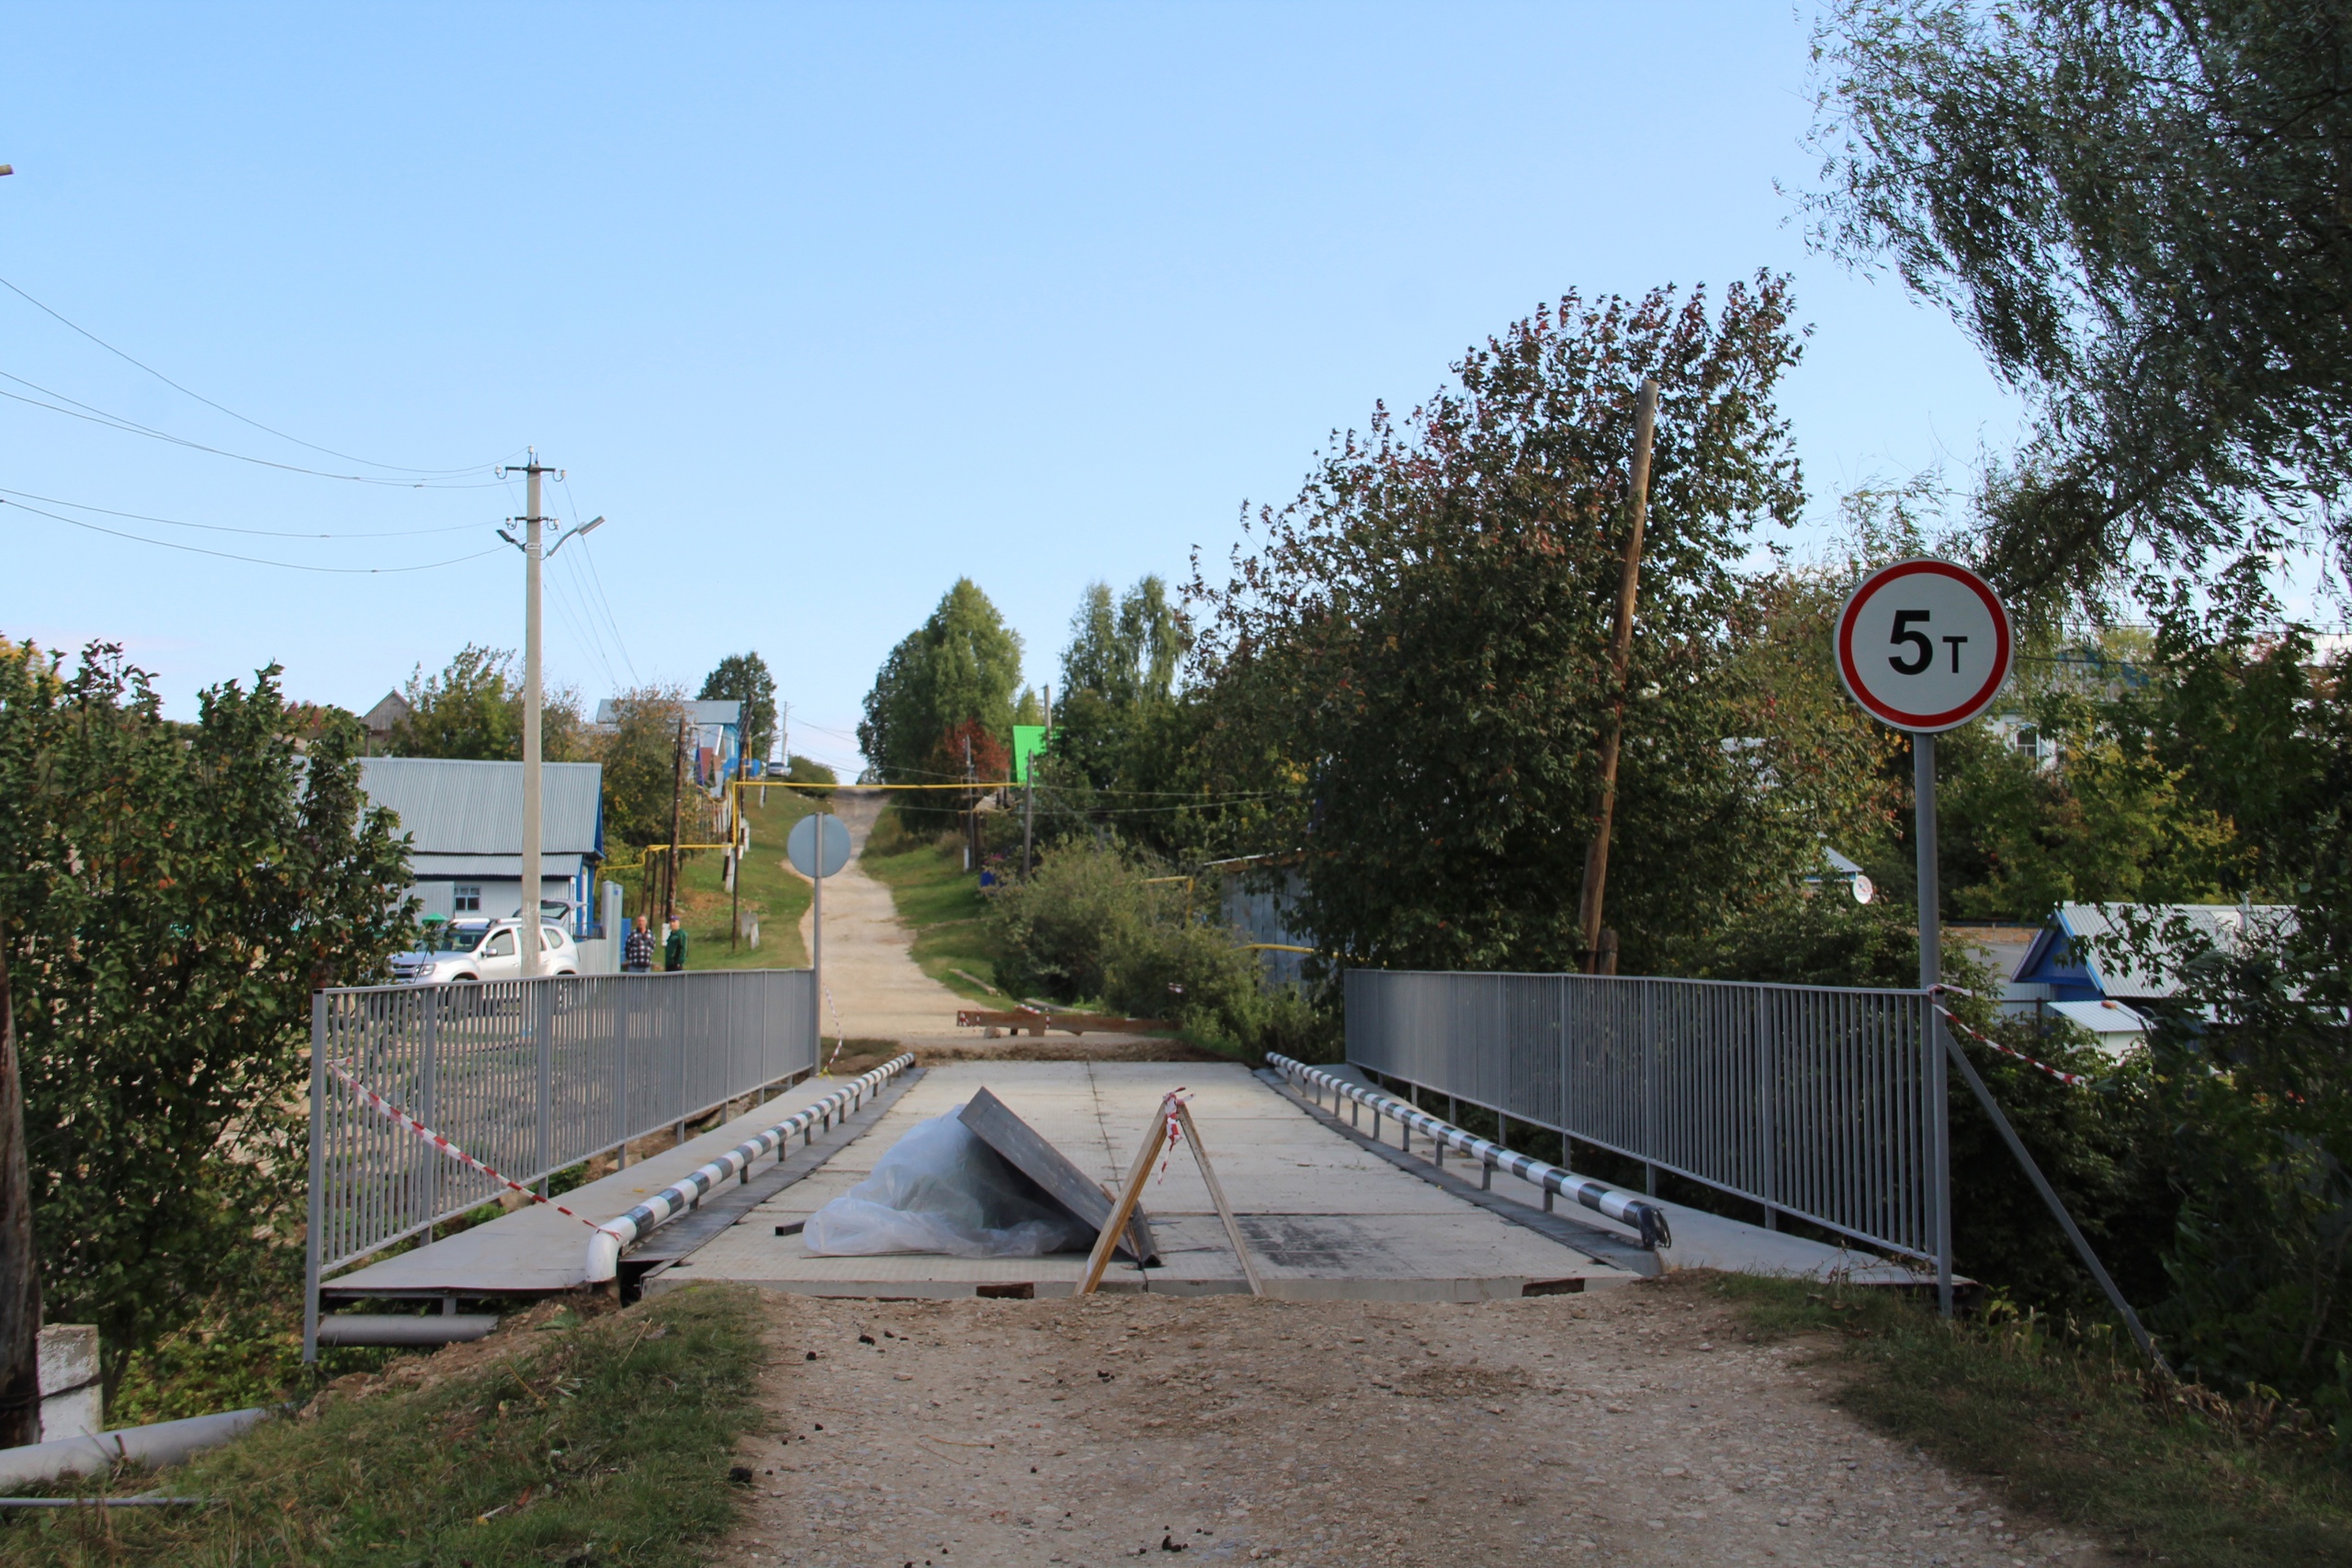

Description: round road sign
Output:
[1834,558,2013,732]
[787,813,852,879]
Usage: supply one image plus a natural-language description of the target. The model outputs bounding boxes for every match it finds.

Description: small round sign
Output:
[787,813,852,879]
[1834,558,2013,732]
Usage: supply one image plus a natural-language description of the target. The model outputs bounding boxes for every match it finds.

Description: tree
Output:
[0,643,413,1390]
[1806,2,2352,603]
[1192,280,1812,976]
[699,651,778,767]
[856,580,1023,782]
[389,644,583,761]
[593,684,690,849]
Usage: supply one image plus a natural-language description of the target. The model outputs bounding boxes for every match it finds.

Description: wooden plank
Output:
[957,1087,1159,1265]
[1079,1104,1169,1295]
[1174,1101,1262,1296]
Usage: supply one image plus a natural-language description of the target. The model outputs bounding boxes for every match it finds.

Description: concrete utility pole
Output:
[498,451,556,978]
[1575,379,1660,976]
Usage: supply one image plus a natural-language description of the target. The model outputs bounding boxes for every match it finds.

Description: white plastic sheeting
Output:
[802,1108,1092,1258]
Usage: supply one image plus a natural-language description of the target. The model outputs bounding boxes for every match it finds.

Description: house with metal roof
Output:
[2007,901,2298,1052]
[591,697,744,789]
[358,757,605,927]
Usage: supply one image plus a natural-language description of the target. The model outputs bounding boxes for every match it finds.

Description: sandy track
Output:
[712,1278,2113,1568]
[797,794,971,1043]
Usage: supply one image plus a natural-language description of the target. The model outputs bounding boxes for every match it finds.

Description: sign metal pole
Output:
[1917,730,1951,1318]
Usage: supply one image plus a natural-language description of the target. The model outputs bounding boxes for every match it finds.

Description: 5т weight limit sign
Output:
[1835,558,2014,733]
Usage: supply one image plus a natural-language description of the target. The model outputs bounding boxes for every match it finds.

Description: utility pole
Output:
[1022,683,1047,880]
[498,451,556,978]
[964,733,978,871]
[1575,379,1660,976]
[664,711,688,928]
[493,458,603,976]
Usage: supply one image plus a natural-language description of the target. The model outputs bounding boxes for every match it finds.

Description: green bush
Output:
[988,840,1337,1057]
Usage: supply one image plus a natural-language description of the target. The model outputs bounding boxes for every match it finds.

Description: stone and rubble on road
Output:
[712,1275,2115,1568]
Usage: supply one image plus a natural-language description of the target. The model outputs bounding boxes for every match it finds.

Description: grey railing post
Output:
[304,990,327,1364]
[1756,987,1776,1230]
[419,990,439,1232]
[1642,980,1659,1196]
[536,981,555,1197]
[1930,996,1953,1318]
[617,976,632,1169]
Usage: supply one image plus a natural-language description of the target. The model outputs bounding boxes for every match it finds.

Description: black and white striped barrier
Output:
[586,1055,914,1282]
[1266,1054,1672,1250]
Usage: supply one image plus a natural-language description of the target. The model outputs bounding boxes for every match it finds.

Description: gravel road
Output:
[711,1276,2115,1567]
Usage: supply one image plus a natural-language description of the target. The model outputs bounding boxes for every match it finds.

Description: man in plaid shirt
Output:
[623,916,656,973]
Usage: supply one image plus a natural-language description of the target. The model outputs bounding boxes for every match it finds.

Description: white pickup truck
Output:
[391,917,581,983]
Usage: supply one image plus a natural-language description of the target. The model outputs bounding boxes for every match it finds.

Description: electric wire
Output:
[0,271,514,477]
[0,484,483,540]
[562,473,639,683]
[0,378,507,488]
[1,495,506,575]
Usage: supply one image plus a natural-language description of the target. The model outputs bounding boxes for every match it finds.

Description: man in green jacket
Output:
[663,919,687,972]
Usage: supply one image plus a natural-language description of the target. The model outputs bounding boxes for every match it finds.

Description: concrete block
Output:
[36,1325,100,1443]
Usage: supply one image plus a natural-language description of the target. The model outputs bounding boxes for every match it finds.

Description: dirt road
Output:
[713,1276,2112,1568]
[797,794,969,1043]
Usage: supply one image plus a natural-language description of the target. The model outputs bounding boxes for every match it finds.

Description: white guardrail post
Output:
[584,1053,914,1281]
[1266,1053,1672,1250]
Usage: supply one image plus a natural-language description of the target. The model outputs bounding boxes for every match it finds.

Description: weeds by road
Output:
[1,1288,765,1568]
[1717,1274,2352,1567]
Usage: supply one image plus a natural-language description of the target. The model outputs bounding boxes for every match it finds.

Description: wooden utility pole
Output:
[1575,378,1660,976]
[663,712,688,927]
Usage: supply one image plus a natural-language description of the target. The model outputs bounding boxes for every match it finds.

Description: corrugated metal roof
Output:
[2018,902,2298,1000]
[359,758,603,856]
[591,698,740,727]
[413,852,587,879]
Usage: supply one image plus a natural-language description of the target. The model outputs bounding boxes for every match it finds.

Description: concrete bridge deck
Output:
[323,1060,1925,1307]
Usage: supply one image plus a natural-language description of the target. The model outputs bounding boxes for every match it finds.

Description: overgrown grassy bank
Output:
[859,804,1002,1001]
[611,784,820,970]
[1,1287,768,1568]
[1713,1274,2352,1566]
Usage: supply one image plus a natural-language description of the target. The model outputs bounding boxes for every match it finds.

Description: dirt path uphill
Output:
[797,793,967,1044]
[712,1278,2114,1568]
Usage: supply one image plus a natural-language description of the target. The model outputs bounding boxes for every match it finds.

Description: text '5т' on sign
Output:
[1834,558,2014,733]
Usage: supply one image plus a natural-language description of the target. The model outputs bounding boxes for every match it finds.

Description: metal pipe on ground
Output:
[313,1314,500,1348]
[1267,1054,1673,1250]
[0,1408,271,1489]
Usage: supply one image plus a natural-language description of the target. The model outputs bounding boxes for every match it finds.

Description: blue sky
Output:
[0,3,2025,774]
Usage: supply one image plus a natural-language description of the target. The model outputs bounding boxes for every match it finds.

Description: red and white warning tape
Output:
[1931,1000,2098,1088]
[1155,1089,1190,1184]
[327,1062,603,1228]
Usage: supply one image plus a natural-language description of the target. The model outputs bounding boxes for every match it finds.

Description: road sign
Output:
[787,814,852,879]
[1834,558,2014,732]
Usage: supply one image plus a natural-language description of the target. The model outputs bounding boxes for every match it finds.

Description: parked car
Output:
[391,917,581,983]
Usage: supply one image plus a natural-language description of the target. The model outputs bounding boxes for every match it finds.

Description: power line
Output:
[0,271,514,477]
[1,495,506,575]
[0,378,507,488]
[562,473,638,684]
[0,484,482,539]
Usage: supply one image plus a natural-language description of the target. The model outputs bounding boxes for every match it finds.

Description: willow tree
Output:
[1807,2,2352,604]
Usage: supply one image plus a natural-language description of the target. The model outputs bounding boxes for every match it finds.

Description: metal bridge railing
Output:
[305,968,819,1298]
[1345,968,1946,1267]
